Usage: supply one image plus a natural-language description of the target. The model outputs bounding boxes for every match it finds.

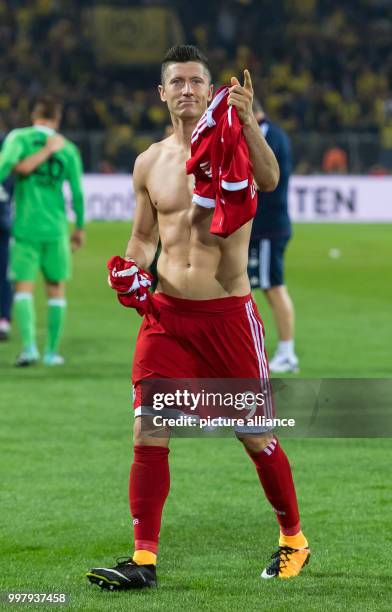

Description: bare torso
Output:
[145,136,252,299]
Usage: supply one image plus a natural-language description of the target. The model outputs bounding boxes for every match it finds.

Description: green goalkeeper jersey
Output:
[0,125,84,241]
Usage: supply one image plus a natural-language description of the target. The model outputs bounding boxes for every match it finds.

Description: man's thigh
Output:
[9,238,40,282]
[41,235,71,283]
[132,311,198,416]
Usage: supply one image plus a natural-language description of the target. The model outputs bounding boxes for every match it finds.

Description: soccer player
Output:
[0,96,85,366]
[87,45,309,589]
[248,99,299,373]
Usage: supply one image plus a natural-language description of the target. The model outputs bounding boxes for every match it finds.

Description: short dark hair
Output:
[161,45,211,83]
[32,95,63,120]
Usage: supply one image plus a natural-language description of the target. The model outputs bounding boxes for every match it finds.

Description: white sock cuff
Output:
[48,298,67,307]
[14,292,33,302]
[278,340,295,354]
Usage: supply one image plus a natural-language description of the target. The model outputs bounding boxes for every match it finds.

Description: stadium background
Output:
[1,0,392,173]
[1,1,391,610]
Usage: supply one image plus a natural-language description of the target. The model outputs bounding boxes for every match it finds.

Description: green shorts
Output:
[10,236,71,282]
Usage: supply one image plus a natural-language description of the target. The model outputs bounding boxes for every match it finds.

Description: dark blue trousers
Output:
[0,227,12,320]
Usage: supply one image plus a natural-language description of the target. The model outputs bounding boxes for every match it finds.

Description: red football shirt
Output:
[186,87,257,237]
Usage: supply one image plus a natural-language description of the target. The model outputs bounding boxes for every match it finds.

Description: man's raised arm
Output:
[14,135,65,176]
[228,70,279,192]
[125,151,159,270]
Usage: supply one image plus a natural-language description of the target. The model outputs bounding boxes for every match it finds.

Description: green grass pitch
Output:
[1,222,391,611]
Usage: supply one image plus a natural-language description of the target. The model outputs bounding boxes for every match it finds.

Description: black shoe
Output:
[86,557,157,590]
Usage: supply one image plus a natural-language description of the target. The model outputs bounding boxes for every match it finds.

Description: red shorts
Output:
[132,292,270,417]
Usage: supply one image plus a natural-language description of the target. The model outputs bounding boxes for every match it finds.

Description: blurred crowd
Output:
[0,0,392,173]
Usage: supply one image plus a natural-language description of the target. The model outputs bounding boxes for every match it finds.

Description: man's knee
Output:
[46,281,65,299]
[133,416,170,447]
[237,431,275,454]
[15,281,34,294]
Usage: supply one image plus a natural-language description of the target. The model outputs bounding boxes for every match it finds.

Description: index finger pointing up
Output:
[243,69,253,91]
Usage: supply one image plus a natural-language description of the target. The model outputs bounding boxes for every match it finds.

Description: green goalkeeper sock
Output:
[46,298,67,354]
[14,292,37,352]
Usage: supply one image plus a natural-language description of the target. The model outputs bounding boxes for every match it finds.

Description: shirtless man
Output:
[87,45,310,589]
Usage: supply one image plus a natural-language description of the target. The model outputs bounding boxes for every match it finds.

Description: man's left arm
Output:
[228,70,279,192]
[67,146,85,250]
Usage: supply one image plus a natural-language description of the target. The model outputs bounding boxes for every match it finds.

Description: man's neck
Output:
[171,116,199,148]
[33,120,57,130]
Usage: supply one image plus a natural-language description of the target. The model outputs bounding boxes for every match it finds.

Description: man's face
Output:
[159,61,213,120]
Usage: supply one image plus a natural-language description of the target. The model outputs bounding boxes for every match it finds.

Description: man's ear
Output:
[158,84,166,102]
[208,83,213,102]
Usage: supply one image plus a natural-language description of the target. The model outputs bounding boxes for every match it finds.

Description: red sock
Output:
[246,437,300,535]
[129,445,170,554]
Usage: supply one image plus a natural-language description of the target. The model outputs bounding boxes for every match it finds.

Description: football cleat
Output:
[43,353,65,366]
[261,546,310,579]
[15,348,40,367]
[268,353,299,374]
[86,557,157,590]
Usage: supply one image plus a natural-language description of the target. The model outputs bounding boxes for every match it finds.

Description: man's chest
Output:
[146,156,195,214]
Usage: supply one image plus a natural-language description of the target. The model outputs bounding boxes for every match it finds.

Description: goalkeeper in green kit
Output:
[0,96,85,366]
